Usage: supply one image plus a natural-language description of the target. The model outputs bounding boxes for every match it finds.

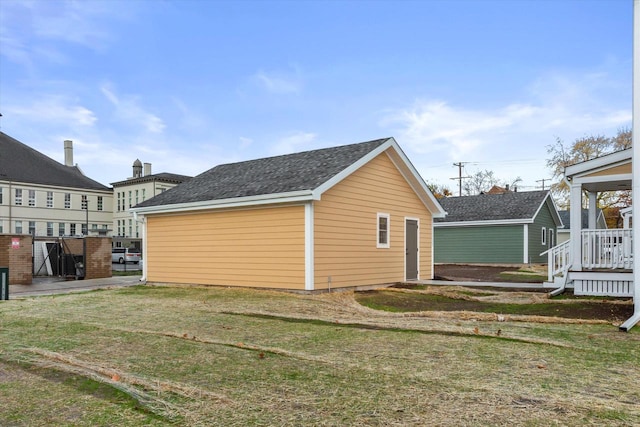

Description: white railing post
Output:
[581,229,634,270]
[547,247,554,282]
[543,239,572,282]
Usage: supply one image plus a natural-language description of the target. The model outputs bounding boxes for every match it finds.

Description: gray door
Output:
[405,219,418,280]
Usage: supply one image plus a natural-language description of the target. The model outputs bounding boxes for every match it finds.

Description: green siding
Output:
[434,225,524,264]
[530,199,559,263]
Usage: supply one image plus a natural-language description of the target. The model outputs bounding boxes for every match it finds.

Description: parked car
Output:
[112,248,141,264]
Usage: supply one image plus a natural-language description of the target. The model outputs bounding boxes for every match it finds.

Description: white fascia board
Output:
[434,218,531,227]
[572,173,632,185]
[564,149,632,177]
[311,138,395,199]
[310,137,446,217]
[384,143,447,218]
[130,190,314,215]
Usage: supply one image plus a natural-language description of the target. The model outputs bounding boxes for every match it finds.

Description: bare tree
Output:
[461,170,522,196]
[546,127,632,209]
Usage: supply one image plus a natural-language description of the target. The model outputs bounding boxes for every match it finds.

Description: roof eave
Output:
[564,149,632,178]
[531,192,563,227]
[434,218,533,227]
[311,137,446,217]
[131,190,315,215]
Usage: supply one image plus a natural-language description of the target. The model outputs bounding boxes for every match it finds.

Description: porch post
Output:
[570,182,582,271]
[523,224,529,264]
[587,191,597,229]
[631,0,639,326]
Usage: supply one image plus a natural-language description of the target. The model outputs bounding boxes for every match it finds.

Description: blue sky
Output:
[0,0,633,191]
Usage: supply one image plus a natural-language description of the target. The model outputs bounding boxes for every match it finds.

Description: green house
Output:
[434,190,562,264]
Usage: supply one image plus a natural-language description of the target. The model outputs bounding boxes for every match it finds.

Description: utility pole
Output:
[536,178,551,190]
[451,162,469,196]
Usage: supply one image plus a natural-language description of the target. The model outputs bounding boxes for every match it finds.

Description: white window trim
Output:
[377,213,390,249]
[541,227,547,245]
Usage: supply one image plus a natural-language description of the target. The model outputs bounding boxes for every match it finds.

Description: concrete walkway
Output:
[409,279,548,289]
[7,275,143,298]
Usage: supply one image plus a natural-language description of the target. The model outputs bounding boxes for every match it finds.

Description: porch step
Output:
[571,271,633,297]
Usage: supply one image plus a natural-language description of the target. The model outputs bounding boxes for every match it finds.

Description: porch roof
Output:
[564,148,632,192]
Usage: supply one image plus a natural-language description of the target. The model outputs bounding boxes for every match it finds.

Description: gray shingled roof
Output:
[111,172,192,187]
[0,132,110,191]
[558,209,603,230]
[435,190,550,223]
[135,138,390,208]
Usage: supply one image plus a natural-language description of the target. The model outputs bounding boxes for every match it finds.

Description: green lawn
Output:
[1,285,639,426]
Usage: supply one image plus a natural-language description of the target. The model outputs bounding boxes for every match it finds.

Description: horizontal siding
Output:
[314,152,433,288]
[434,225,523,264]
[146,205,305,289]
[530,199,557,263]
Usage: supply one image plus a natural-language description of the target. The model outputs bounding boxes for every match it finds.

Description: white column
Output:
[632,0,640,318]
[523,224,529,264]
[304,202,315,291]
[570,182,583,271]
[139,214,147,282]
[588,191,597,229]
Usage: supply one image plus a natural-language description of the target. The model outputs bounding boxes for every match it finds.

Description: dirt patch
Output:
[355,288,633,323]
[435,264,545,283]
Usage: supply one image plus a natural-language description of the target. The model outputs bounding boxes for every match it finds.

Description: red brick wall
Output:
[0,235,33,285]
[84,237,112,279]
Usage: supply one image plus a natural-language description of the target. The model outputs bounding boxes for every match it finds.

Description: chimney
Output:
[143,162,152,176]
[64,140,73,166]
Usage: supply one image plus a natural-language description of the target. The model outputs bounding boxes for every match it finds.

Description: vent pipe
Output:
[64,140,73,166]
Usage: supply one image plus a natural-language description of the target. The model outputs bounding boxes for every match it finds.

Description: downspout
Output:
[132,211,147,283]
[621,0,640,332]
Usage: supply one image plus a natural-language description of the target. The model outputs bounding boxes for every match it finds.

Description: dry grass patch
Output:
[0,285,639,426]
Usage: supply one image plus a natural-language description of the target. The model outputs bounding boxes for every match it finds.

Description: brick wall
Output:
[84,237,112,279]
[62,238,84,255]
[0,234,33,285]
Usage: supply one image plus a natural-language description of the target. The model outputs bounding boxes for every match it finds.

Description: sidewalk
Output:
[409,279,547,290]
[8,275,143,298]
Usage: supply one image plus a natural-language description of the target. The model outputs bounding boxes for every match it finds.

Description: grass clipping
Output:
[17,347,231,422]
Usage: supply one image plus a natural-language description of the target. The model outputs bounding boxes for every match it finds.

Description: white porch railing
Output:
[544,239,572,283]
[581,229,633,270]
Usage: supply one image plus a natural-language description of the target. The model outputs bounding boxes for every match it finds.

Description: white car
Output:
[112,248,141,264]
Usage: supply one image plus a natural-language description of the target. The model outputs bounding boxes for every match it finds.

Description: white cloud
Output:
[6,96,97,127]
[253,70,302,94]
[270,132,317,155]
[382,70,631,162]
[0,0,134,69]
[101,84,166,134]
[380,69,631,189]
[382,101,535,158]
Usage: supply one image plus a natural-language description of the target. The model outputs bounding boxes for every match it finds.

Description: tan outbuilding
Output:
[131,138,446,291]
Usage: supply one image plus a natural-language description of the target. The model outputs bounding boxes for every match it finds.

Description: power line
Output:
[536,178,552,190]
